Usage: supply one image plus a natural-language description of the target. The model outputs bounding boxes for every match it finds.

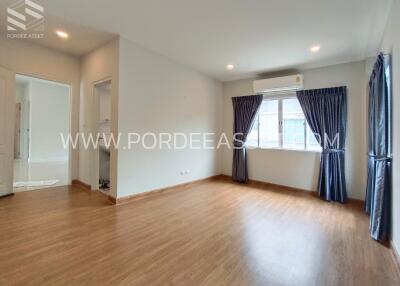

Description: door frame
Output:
[14,73,73,186]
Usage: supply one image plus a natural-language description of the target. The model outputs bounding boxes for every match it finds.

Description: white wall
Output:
[221,61,368,199]
[380,0,400,260]
[0,38,80,181]
[117,37,223,198]
[29,80,70,163]
[80,38,119,197]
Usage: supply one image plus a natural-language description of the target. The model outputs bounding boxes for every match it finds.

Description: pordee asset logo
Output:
[6,0,44,39]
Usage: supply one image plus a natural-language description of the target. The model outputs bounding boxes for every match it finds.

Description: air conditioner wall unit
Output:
[253,74,304,93]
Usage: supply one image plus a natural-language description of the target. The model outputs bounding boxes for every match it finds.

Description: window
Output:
[247,94,321,151]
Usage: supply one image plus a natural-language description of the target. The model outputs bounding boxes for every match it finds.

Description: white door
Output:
[0,66,15,196]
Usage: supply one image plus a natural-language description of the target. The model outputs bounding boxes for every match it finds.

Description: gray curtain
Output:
[365,53,392,241]
[297,87,347,203]
[232,94,263,183]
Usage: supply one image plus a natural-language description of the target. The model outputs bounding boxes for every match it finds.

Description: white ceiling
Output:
[26,14,116,57]
[0,1,115,57]
[5,0,394,81]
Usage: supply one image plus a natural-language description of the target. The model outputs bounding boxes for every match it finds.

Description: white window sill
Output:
[245,146,321,154]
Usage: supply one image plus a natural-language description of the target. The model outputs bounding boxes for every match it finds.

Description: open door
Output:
[0,66,15,197]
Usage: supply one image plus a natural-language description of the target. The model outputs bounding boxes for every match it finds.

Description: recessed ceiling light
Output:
[310,45,320,53]
[56,30,69,39]
[226,64,235,70]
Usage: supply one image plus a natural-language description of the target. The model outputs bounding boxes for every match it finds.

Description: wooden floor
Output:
[0,178,399,286]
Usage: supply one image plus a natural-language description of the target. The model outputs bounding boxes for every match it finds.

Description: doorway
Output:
[13,75,71,192]
[93,80,112,193]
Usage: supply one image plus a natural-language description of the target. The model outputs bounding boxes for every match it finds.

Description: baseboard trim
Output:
[0,193,14,199]
[72,179,91,191]
[72,180,117,204]
[73,174,364,206]
[391,240,400,275]
[219,174,314,192]
[250,177,312,193]
[347,197,365,206]
[113,174,314,206]
[115,175,223,205]
[95,190,117,204]
[219,174,364,205]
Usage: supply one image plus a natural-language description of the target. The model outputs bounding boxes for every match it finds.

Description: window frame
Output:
[249,92,320,152]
